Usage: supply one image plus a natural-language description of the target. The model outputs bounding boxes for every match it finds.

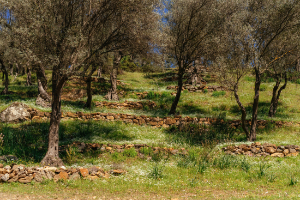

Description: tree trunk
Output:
[1,68,9,95]
[249,69,261,141]
[41,70,66,167]
[38,80,51,102]
[36,65,48,91]
[106,52,121,101]
[269,73,287,117]
[10,66,13,76]
[85,77,92,109]
[97,66,102,78]
[26,67,32,86]
[0,59,9,95]
[233,84,250,138]
[169,68,184,115]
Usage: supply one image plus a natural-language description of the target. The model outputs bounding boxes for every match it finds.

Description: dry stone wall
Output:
[167,84,226,93]
[1,102,294,129]
[94,100,157,109]
[0,163,128,184]
[223,142,300,157]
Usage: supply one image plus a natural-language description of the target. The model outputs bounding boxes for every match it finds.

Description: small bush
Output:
[257,162,270,178]
[203,89,208,93]
[240,157,251,172]
[112,152,125,162]
[214,155,238,170]
[140,147,153,155]
[212,91,226,97]
[149,164,164,179]
[289,176,298,186]
[296,79,300,84]
[123,148,138,157]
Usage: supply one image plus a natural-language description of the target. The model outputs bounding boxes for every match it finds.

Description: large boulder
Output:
[0,102,31,122]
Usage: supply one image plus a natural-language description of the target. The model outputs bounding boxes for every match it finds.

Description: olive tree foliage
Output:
[164,0,237,115]
[215,0,300,141]
[2,0,162,166]
[264,31,300,118]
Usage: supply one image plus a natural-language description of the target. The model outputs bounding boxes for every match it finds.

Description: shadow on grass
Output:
[0,86,38,104]
[164,119,237,147]
[144,71,177,79]
[229,101,289,118]
[0,120,134,162]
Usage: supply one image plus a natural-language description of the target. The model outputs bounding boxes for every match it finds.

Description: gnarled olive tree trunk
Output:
[248,69,261,141]
[41,70,67,167]
[232,69,261,142]
[26,67,32,86]
[233,84,250,138]
[269,73,287,117]
[106,52,121,101]
[169,67,184,115]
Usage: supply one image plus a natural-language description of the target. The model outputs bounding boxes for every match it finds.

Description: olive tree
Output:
[4,0,161,166]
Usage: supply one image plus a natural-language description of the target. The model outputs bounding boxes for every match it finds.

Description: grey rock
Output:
[1,174,9,182]
[69,172,80,180]
[0,102,31,122]
[34,173,44,182]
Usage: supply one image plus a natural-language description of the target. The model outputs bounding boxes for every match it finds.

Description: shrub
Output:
[203,89,208,93]
[140,147,153,155]
[123,148,138,157]
[149,164,164,179]
[212,91,226,97]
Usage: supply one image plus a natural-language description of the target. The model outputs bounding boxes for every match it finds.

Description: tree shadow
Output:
[164,120,237,147]
[229,101,289,118]
[0,120,134,162]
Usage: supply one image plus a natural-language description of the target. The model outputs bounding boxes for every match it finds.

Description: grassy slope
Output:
[1,71,300,199]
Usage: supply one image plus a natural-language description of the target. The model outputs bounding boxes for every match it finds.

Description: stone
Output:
[104,146,112,151]
[44,167,57,172]
[45,170,54,180]
[0,102,31,122]
[106,116,114,120]
[286,152,299,157]
[171,150,179,155]
[290,149,297,153]
[283,149,289,155]
[0,164,3,168]
[251,148,257,154]
[1,174,9,182]
[265,147,276,154]
[110,169,126,176]
[53,174,60,182]
[19,176,33,184]
[69,172,81,180]
[34,173,44,182]
[165,118,176,125]
[8,176,19,183]
[59,171,69,180]
[86,175,99,181]
[271,153,284,157]
[80,168,89,177]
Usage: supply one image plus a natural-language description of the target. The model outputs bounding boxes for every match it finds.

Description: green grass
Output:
[3,71,300,198]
